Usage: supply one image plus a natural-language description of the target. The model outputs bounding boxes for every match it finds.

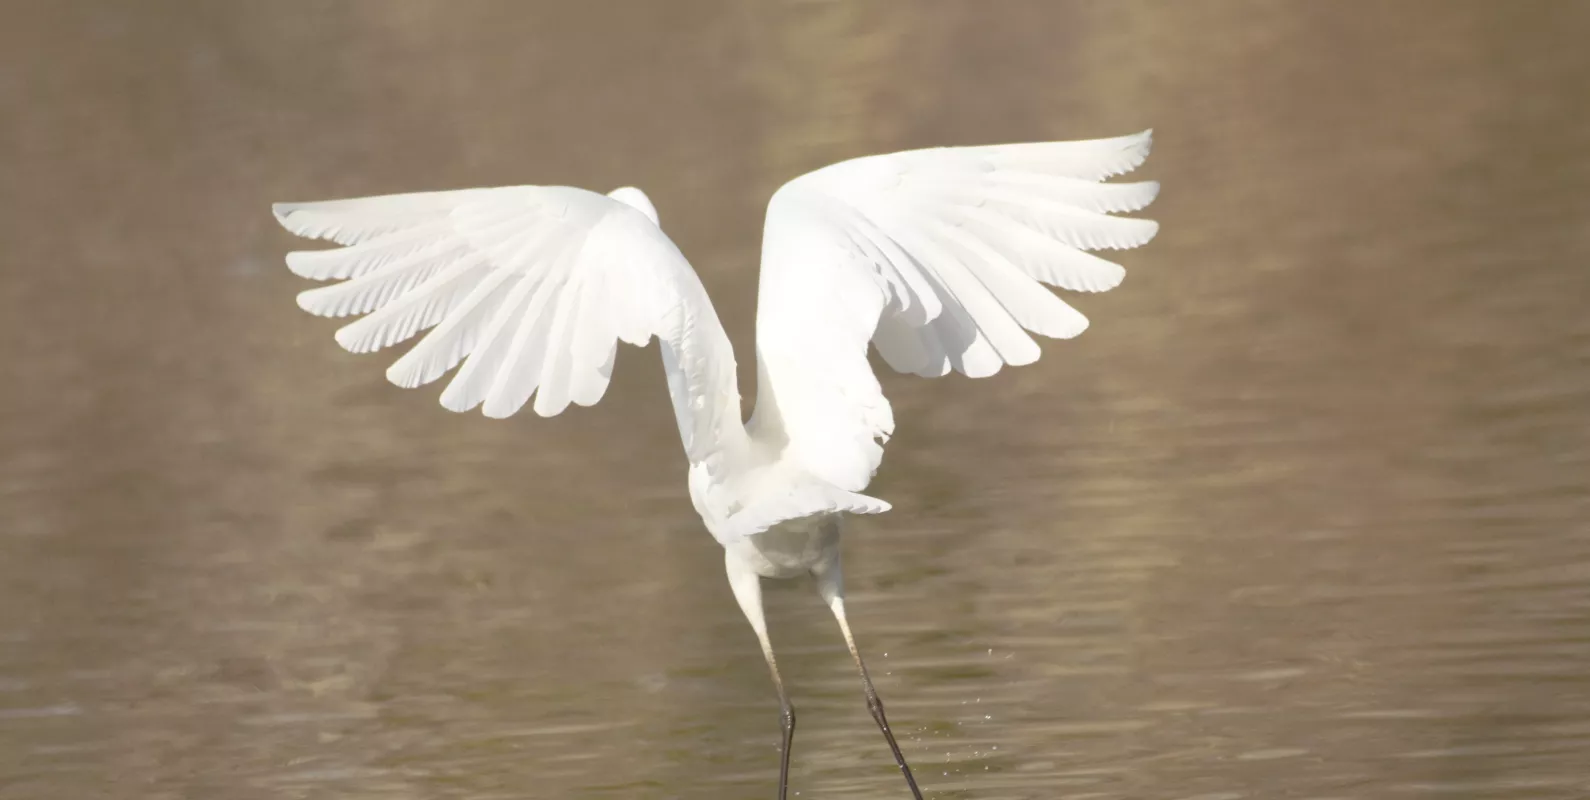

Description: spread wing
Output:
[752,130,1160,492]
[273,185,746,471]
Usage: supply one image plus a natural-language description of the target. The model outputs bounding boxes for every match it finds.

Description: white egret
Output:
[273,130,1159,798]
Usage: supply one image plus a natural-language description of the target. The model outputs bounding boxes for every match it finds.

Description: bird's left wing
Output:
[753,131,1160,492]
[274,185,745,470]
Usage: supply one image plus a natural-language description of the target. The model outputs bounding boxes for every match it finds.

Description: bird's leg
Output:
[726,553,796,800]
[812,553,925,800]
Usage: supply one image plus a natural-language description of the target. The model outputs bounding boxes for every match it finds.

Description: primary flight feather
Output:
[273,129,1159,800]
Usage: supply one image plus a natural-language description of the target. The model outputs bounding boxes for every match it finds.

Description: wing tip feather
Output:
[1055,311,1091,340]
[531,394,568,419]
[272,202,310,235]
[481,400,521,420]
[1109,129,1155,177]
[385,360,422,390]
[295,286,341,318]
[283,250,320,278]
[1137,180,1162,208]
[1137,218,1161,246]
[439,389,481,415]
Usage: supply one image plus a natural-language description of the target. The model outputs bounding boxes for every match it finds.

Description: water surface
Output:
[2,2,1589,798]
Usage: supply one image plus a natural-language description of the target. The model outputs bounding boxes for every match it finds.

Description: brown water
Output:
[3,2,1589,798]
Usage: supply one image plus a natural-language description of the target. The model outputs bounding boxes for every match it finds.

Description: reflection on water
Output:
[3,2,1589,798]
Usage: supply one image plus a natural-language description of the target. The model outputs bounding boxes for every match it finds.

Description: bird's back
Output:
[687,442,890,551]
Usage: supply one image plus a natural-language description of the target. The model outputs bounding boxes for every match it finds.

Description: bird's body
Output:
[273,130,1160,799]
[726,508,841,579]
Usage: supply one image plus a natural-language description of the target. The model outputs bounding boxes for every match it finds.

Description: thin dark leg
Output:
[770,663,796,800]
[846,630,924,799]
[815,550,924,799]
[726,554,800,800]
[852,648,928,798]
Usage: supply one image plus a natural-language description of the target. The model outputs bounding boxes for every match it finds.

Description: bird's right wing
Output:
[753,130,1159,492]
[273,185,746,473]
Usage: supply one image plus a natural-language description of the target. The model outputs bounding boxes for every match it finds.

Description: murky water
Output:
[3,2,1589,798]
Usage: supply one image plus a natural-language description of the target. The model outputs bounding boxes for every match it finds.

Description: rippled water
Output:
[3,2,1589,798]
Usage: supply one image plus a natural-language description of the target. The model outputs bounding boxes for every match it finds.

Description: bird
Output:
[271,129,1159,799]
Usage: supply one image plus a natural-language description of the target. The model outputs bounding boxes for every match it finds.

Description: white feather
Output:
[751,129,1158,491]
[272,131,1158,541]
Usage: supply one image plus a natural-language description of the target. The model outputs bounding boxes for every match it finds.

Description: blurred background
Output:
[3,1,1589,798]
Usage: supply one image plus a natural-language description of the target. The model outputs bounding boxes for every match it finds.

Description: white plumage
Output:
[273,129,1159,799]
